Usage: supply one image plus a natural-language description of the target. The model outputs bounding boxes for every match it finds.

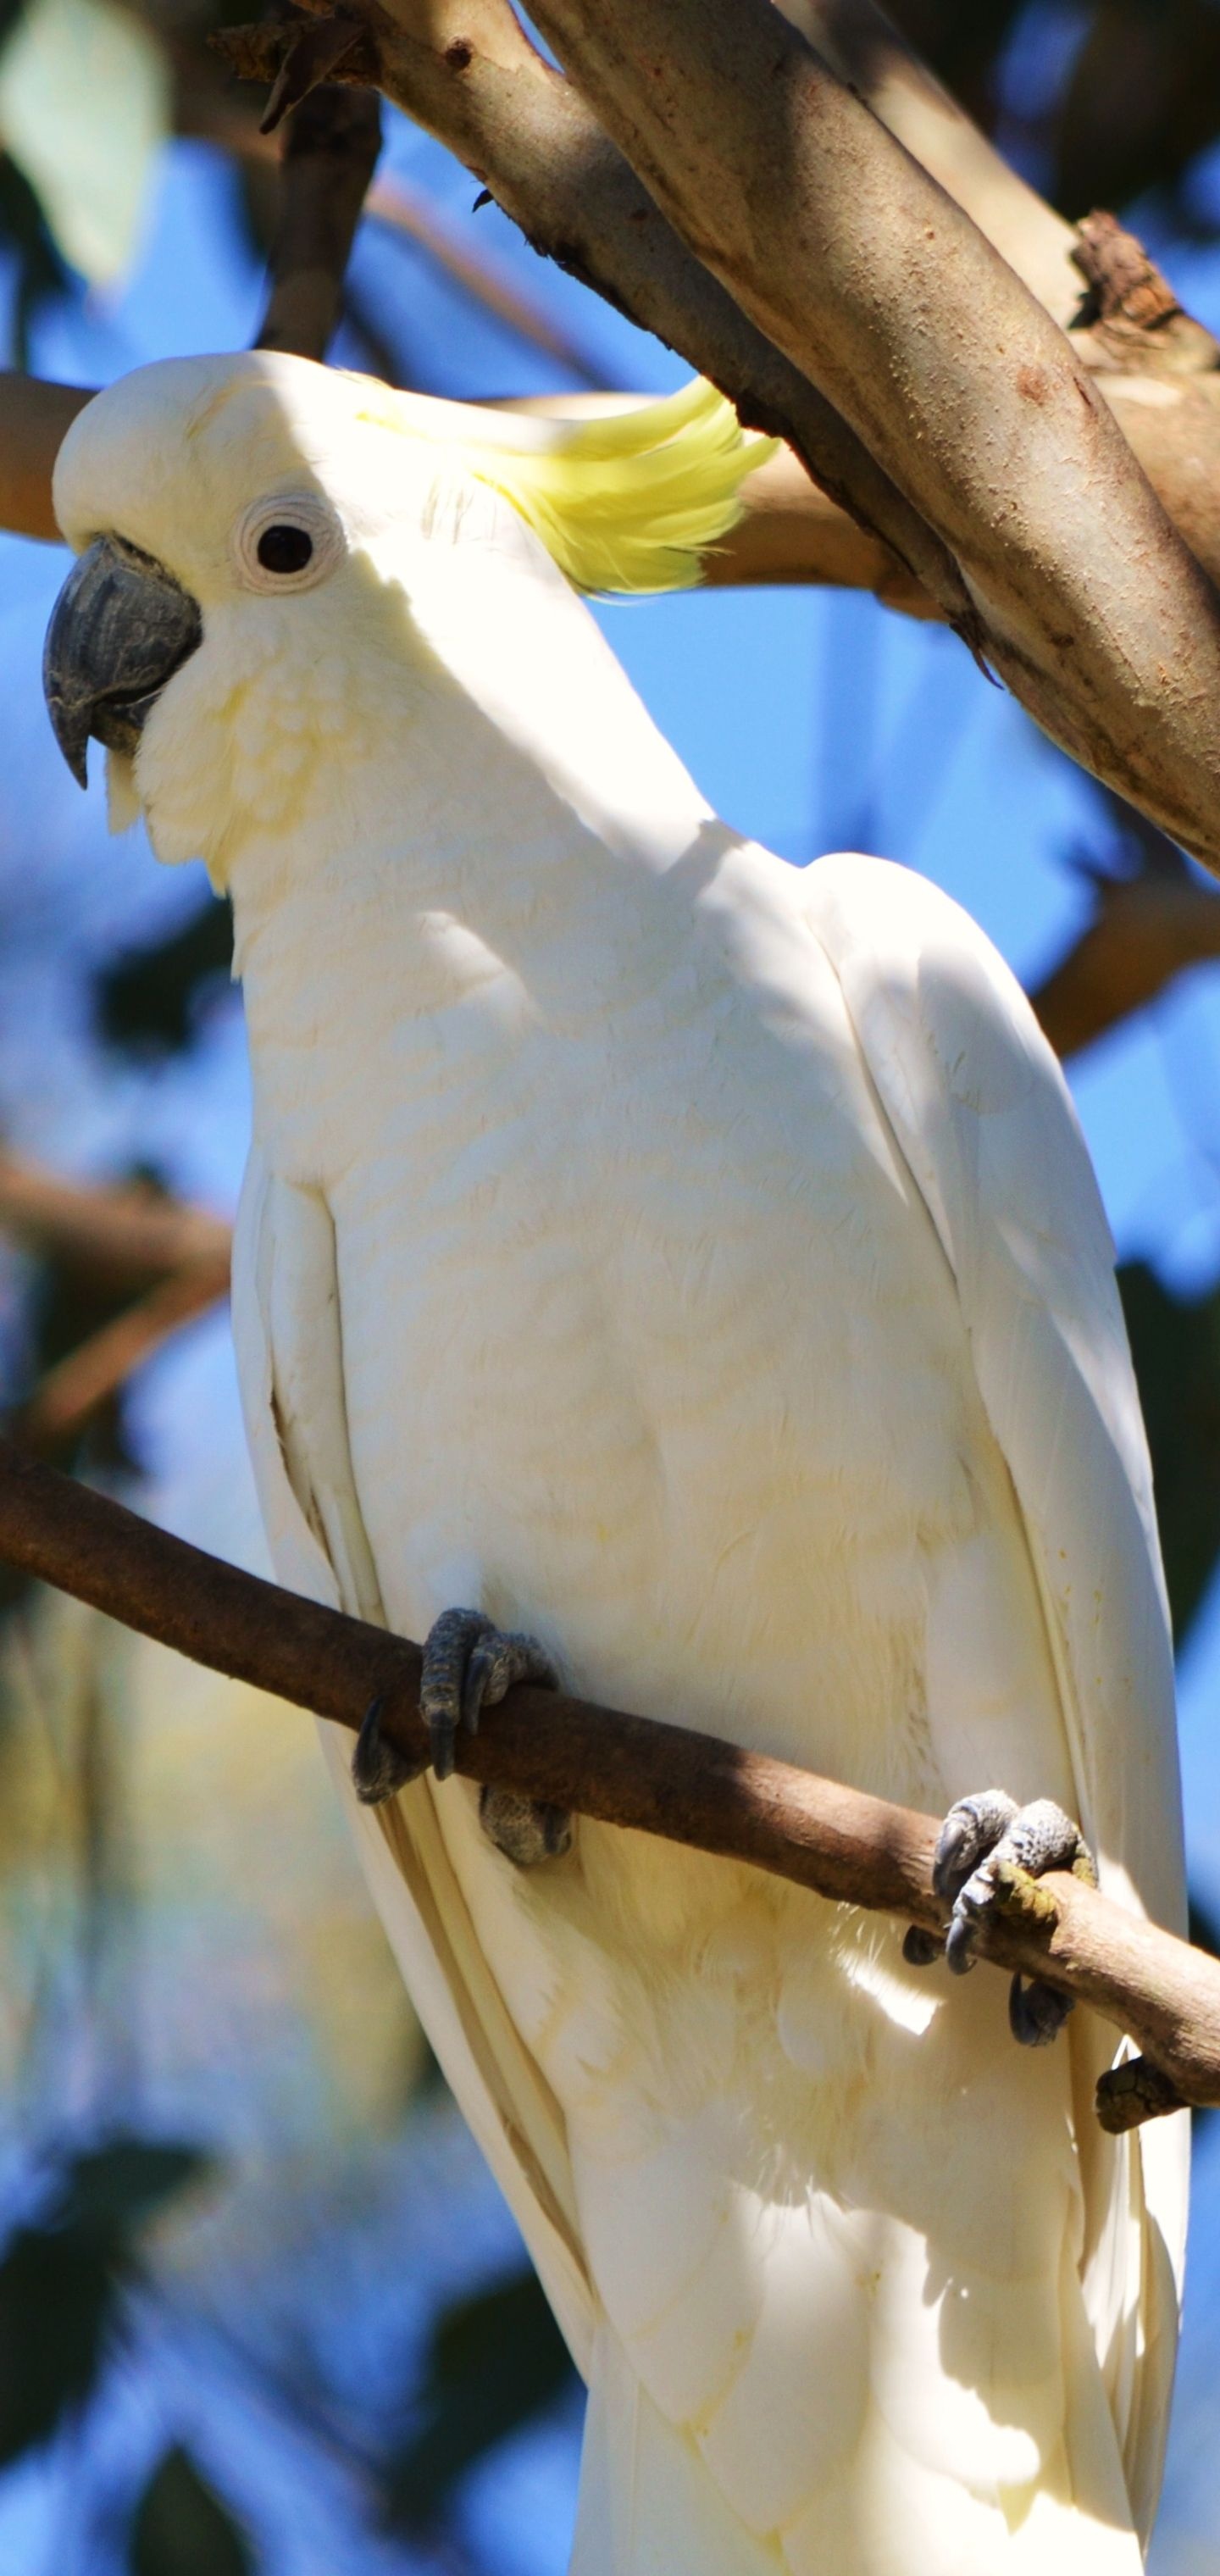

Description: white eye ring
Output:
[232,491,347,594]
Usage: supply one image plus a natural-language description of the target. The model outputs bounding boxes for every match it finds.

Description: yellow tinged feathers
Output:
[353,375,778,596]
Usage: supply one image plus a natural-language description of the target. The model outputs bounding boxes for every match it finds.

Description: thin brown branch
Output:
[255,74,382,362]
[11,1259,230,1454]
[0,1154,231,1296]
[0,1435,1211,2134]
[1029,868,1220,1059]
[0,374,92,542]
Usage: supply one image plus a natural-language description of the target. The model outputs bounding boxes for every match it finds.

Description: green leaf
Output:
[1117,1261,1220,1648]
[0,2218,114,2467]
[130,2446,255,2576]
[0,147,65,364]
[0,2138,210,2468]
[58,2139,210,2237]
[382,2266,576,2530]
[95,897,234,1058]
[0,0,168,284]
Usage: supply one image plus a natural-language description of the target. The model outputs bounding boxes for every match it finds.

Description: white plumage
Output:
[51,351,1188,2573]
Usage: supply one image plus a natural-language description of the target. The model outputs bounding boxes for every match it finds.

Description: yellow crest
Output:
[355,376,777,596]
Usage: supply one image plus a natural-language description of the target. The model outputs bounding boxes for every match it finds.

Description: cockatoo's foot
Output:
[907,1789,1095,2048]
[352,1608,571,1866]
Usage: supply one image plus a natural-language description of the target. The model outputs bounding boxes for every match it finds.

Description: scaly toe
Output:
[479,1785,572,1867]
[1009,1973,1073,2046]
[422,1607,496,1780]
[935,1788,1094,2015]
[461,1628,559,1735]
[933,1791,1018,1904]
[352,1695,424,1807]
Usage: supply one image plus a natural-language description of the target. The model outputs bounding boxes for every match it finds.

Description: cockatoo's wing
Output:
[230,1145,595,2374]
[804,850,1189,2540]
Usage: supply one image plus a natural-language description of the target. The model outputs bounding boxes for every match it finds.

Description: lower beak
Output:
[43,536,202,789]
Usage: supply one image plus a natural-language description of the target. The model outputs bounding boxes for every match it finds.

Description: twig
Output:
[0,1154,230,1294]
[11,1258,230,1453]
[1029,868,1220,1060]
[255,72,382,362]
[0,1436,1213,2134]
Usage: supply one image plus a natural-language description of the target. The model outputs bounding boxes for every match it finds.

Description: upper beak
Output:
[43,536,202,789]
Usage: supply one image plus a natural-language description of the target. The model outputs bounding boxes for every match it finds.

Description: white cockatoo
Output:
[43,351,1188,2575]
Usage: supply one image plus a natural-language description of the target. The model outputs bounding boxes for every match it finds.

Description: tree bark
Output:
[255,79,383,362]
[0,1435,1212,2135]
[508,0,1220,871]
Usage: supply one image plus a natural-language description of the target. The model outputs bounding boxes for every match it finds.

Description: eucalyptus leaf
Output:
[0,0,168,283]
[130,2445,255,2576]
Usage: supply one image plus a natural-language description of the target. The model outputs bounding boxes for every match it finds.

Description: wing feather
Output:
[804,851,1188,2536]
[231,1143,595,2375]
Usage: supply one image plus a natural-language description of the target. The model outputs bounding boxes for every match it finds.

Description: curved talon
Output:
[413,1606,570,1866]
[460,1626,560,1740]
[423,1606,496,1779]
[352,1694,424,1807]
[945,1902,983,1977]
[902,1924,943,1968]
[933,1791,1018,1904]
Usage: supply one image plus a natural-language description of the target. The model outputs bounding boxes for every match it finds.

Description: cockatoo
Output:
[43,350,1188,2575]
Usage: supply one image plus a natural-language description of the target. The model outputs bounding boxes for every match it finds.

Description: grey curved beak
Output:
[43,536,202,788]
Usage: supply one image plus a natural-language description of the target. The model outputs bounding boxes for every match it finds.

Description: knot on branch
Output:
[210,14,378,135]
[1071,210,1219,375]
[1095,2053,1187,2135]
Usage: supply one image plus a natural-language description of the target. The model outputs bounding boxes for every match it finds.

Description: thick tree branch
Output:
[0,1435,1212,2135]
[511,0,1220,874]
[0,374,91,542]
[218,3,975,627]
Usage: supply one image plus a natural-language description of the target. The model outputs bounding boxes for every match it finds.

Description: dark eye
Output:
[256,524,314,576]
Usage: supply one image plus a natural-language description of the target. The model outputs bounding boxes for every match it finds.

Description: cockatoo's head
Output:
[43,350,770,886]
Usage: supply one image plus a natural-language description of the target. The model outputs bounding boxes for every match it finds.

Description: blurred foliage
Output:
[885,0,1220,223]
[0,145,64,365]
[1118,1260,1220,1648]
[382,2267,574,2533]
[94,897,235,1058]
[0,2139,208,2469]
[130,2444,254,2576]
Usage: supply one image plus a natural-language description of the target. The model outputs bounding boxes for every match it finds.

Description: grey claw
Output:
[934,1789,1094,2027]
[945,1906,980,1977]
[1009,1974,1073,2047]
[460,1629,559,1738]
[933,1790,1018,1903]
[902,1924,943,1968]
[422,1607,496,1779]
[352,1695,424,1807]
